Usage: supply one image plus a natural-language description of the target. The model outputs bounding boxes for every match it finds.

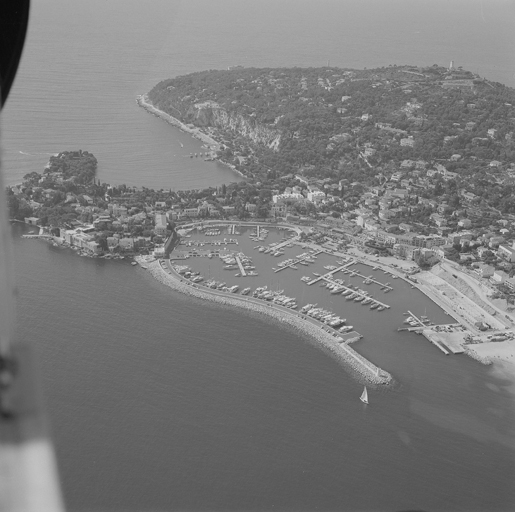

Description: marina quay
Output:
[135,220,515,385]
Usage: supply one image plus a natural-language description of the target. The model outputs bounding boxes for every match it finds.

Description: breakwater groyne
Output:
[139,257,394,387]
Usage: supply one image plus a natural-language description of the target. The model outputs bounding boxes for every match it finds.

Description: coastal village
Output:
[7,64,515,383]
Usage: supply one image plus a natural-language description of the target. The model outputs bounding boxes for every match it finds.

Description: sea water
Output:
[4,0,515,510]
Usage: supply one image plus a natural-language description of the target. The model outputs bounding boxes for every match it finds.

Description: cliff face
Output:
[185,103,281,151]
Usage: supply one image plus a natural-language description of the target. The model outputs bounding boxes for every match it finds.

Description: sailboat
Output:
[360,386,369,404]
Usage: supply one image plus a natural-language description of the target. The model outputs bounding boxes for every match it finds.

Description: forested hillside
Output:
[148,65,515,181]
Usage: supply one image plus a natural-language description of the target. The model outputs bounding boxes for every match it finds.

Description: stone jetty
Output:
[139,257,394,387]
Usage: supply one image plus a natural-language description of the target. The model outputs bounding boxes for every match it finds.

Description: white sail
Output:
[360,386,369,404]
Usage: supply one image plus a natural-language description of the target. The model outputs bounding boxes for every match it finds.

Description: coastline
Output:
[341,247,515,375]
[136,94,246,179]
[136,255,394,388]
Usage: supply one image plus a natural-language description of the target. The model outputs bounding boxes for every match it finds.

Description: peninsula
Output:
[7,64,515,387]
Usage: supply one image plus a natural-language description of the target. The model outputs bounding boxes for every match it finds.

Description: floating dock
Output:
[273,249,324,272]
[306,262,390,309]
[235,255,247,276]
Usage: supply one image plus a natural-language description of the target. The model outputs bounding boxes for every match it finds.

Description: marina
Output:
[150,222,458,387]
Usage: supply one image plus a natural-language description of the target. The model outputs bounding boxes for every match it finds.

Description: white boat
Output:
[360,387,369,404]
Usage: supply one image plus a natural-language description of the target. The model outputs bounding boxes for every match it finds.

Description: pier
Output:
[268,236,300,254]
[235,255,247,277]
[402,311,467,355]
[341,266,393,291]
[407,310,425,327]
[306,264,390,309]
[421,331,450,355]
[273,248,324,272]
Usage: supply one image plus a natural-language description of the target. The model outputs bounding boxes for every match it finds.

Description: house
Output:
[271,204,287,216]
[458,218,472,228]
[461,191,477,201]
[222,205,236,215]
[400,137,415,147]
[489,236,505,248]
[118,238,135,251]
[307,190,326,204]
[399,223,412,232]
[24,217,39,226]
[498,242,515,262]
[491,270,509,284]
[477,246,491,258]
[436,245,455,259]
[107,237,119,250]
[400,160,415,169]
[474,263,495,278]
[391,188,409,199]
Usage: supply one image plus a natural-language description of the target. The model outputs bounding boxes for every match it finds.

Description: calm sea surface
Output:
[4,1,515,510]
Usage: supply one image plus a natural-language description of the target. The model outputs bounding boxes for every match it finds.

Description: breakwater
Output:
[139,257,394,387]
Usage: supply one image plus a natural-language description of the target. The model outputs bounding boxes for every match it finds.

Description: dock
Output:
[235,255,247,277]
[407,310,426,328]
[403,311,466,355]
[341,266,393,291]
[273,248,324,272]
[421,330,450,355]
[306,263,390,309]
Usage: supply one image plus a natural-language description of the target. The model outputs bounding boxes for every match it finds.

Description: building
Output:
[491,270,509,284]
[498,242,515,262]
[24,217,39,226]
[307,190,326,204]
[474,263,495,278]
[154,213,168,236]
[118,238,135,251]
[182,208,199,218]
[272,193,305,205]
[400,137,415,147]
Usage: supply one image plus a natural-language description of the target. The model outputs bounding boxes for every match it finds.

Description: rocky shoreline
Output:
[138,257,394,388]
[136,94,245,179]
[463,346,493,365]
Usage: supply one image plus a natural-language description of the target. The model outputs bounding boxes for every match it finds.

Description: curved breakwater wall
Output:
[141,258,394,387]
